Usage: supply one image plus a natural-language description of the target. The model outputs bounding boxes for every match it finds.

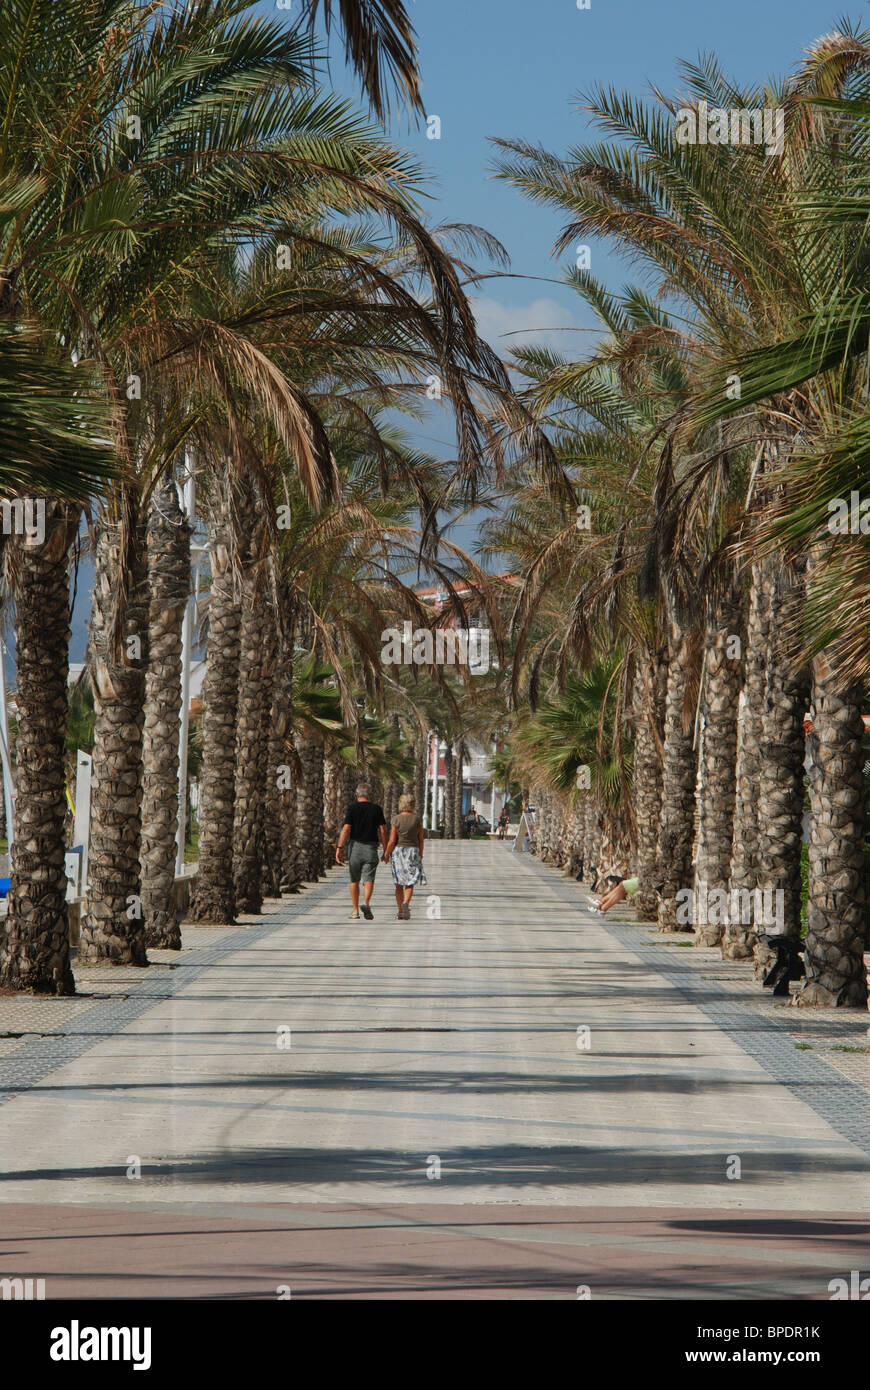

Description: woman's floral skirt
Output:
[390,846,427,887]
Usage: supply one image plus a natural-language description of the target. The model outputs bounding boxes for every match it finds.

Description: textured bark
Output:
[657,612,697,931]
[442,745,455,837]
[189,482,240,924]
[583,800,603,887]
[323,751,344,865]
[233,556,275,915]
[79,503,149,965]
[573,796,589,878]
[797,662,866,1007]
[413,735,427,816]
[261,643,287,899]
[452,742,465,837]
[268,603,296,895]
[295,727,325,881]
[0,502,79,994]
[281,736,304,894]
[141,479,190,949]
[633,654,665,920]
[693,590,741,946]
[723,565,769,958]
[755,563,808,941]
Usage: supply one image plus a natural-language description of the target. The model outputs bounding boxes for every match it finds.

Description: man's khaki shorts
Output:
[348,841,379,883]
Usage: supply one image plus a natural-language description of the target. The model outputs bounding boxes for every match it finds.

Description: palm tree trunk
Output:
[233,556,275,915]
[141,477,190,950]
[583,798,602,886]
[633,653,665,920]
[296,727,325,881]
[414,734,427,816]
[798,659,866,1007]
[281,738,304,894]
[261,647,287,899]
[755,562,809,941]
[452,742,465,837]
[693,589,741,946]
[723,563,769,958]
[440,745,451,837]
[574,795,589,878]
[0,502,79,994]
[657,609,696,931]
[270,601,297,895]
[189,480,239,925]
[79,501,149,965]
[323,751,344,866]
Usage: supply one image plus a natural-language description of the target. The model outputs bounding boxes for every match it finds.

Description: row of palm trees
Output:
[484,23,870,1007]
[5,6,869,1015]
[0,0,528,993]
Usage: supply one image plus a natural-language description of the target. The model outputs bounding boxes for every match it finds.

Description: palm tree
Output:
[492,48,867,968]
[297,0,423,119]
[189,471,242,924]
[141,476,190,949]
[0,329,114,994]
[232,511,275,914]
[684,39,870,995]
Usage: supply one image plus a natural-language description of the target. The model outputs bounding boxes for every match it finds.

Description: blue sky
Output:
[298,0,861,385]
[60,1,867,660]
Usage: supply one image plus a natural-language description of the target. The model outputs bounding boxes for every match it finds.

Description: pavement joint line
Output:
[523,856,870,1161]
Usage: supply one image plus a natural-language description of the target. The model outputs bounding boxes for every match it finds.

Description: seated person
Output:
[588,875,640,914]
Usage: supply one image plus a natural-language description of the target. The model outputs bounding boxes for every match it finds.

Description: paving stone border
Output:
[0,877,338,1109]
[525,856,870,1161]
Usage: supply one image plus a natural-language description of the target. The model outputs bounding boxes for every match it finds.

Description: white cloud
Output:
[469,294,587,356]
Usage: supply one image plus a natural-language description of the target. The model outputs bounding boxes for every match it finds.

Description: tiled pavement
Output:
[1,842,868,1298]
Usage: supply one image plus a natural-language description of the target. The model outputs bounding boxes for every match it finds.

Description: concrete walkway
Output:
[1,841,868,1298]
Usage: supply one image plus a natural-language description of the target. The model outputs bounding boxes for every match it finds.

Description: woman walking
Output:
[384,793,427,920]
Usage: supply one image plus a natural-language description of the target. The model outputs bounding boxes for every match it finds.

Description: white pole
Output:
[175,457,195,878]
[423,728,431,830]
[0,639,14,846]
[430,736,439,832]
[72,750,92,891]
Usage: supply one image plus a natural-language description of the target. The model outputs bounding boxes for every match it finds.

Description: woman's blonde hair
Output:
[398,793,415,812]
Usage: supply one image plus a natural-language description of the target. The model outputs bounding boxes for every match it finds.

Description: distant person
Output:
[463,805,479,837]
[497,807,511,840]
[335,783,388,920]
[384,793,427,920]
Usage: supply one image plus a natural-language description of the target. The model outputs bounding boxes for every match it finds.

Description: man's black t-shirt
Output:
[343,800,386,844]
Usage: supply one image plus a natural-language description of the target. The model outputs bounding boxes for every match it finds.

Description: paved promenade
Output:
[1,841,868,1298]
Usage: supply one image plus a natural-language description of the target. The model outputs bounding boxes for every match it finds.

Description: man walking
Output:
[335,783,388,920]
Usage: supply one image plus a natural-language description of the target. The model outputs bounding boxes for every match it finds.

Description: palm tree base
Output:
[792,978,867,1008]
[144,914,182,950]
[0,960,75,996]
[188,894,237,926]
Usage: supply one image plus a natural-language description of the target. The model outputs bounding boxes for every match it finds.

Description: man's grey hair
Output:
[355,783,370,798]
